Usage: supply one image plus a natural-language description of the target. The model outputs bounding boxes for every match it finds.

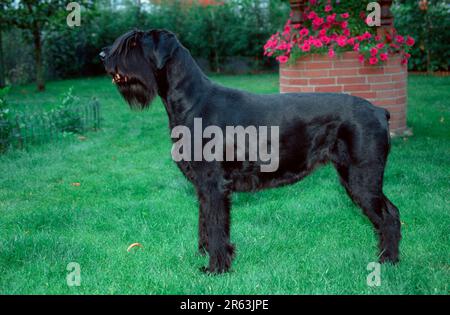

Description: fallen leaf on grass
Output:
[78,136,87,141]
[71,182,81,187]
[127,243,143,252]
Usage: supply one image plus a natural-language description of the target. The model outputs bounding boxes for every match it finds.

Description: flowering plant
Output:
[264,1,415,66]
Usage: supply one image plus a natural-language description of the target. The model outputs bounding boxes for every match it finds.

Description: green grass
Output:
[0,74,449,294]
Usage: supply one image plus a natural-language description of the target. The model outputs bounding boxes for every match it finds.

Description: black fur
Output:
[101,29,401,273]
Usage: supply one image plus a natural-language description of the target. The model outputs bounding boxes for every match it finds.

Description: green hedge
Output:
[393,0,450,72]
[2,0,449,83]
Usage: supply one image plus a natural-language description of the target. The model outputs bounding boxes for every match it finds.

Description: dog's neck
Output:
[156,47,212,128]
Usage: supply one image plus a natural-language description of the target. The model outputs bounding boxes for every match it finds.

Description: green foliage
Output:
[392,0,450,72]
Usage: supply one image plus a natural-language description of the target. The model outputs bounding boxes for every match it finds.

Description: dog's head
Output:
[100,29,179,109]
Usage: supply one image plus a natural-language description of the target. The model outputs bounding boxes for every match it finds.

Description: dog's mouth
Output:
[111,72,129,85]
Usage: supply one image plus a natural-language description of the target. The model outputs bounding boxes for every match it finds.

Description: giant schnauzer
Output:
[100,30,401,273]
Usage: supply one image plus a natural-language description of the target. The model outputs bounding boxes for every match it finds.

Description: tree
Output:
[5,0,68,91]
[0,1,9,88]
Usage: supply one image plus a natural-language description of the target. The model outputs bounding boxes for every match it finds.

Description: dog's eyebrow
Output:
[110,30,141,57]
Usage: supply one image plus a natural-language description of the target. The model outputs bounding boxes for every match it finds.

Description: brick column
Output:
[280,52,408,135]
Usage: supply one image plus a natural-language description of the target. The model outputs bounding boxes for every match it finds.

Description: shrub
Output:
[392,0,450,71]
[0,86,13,153]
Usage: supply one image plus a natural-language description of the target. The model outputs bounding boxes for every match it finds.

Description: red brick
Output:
[307,62,333,70]
[384,66,403,74]
[280,70,303,77]
[367,75,392,83]
[396,96,407,104]
[341,51,359,59]
[301,70,330,77]
[329,68,359,76]
[394,81,406,89]
[391,112,406,120]
[372,99,397,106]
[391,73,407,82]
[337,77,367,84]
[389,120,402,129]
[384,105,405,113]
[343,84,371,92]
[350,92,377,99]
[370,83,396,90]
[333,60,362,68]
[309,78,336,85]
[280,86,314,93]
[377,90,402,98]
[314,86,343,92]
[359,67,385,75]
[312,54,331,62]
[280,78,308,86]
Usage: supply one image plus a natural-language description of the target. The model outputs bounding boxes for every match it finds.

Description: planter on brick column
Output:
[279,51,410,136]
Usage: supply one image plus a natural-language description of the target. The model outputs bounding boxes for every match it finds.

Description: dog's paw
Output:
[379,250,399,264]
[202,244,235,274]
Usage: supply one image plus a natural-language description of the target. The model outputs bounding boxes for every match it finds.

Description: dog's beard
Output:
[116,78,157,110]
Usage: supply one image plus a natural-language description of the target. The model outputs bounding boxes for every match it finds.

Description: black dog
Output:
[100,29,401,273]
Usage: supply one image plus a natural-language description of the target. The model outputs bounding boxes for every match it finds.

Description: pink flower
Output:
[363,32,372,40]
[325,5,332,12]
[301,42,311,52]
[299,28,309,37]
[313,39,323,48]
[376,43,385,49]
[401,58,408,65]
[370,47,378,56]
[326,13,336,23]
[347,37,355,46]
[341,12,349,19]
[369,57,379,65]
[380,53,388,61]
[406,36,415,46]
[375,35,381,41]
[328,48,335,58]
[358,54,365,63]
[321,36,331,44]
[395,35,405,44]
[307,11,318,20]
[319,29,327,36]
[343,28,350,37]
[341,21,348,29]
[353,43,360,51]
[336,35,347,47]
[277,55,289,64]
[293,23,301,29]
[313,17,324,27]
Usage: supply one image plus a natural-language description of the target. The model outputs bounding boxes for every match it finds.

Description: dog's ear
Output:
[150,30,178,70]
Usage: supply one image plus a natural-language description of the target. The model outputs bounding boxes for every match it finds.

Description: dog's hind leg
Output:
[332,136,401,263]
[198,204,208,255]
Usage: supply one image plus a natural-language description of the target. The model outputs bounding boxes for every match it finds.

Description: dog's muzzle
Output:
[99,51,106,61]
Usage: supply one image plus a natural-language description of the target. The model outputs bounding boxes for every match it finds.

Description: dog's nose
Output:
[99,51,106,61]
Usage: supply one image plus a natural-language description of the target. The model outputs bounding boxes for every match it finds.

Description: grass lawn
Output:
[0,74,449,294]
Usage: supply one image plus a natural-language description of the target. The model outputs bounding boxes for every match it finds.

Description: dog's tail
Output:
[384,108,391,122]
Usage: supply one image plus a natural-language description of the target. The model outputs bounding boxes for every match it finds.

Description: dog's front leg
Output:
[198,185,235,274]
